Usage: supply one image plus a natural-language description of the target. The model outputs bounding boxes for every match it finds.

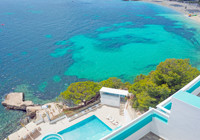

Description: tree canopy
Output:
[100,77,123,89]
[60,81,101,106]
[59,59,200,111]
[100,77,130,89]
[129,59,200,111]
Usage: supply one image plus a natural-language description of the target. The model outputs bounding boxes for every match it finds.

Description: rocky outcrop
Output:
[26,106,42,118]
[2,92,41,118]
[2,92,34,110]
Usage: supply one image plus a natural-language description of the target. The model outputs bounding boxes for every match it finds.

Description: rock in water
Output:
[2,92,34,111]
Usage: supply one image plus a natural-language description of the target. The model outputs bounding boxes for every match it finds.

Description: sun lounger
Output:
[20,134,31,140]
[85,109,89,113]
[24,134,32,140]
[81,111,85,114]
[95,104,100,108]
[89,107,93,111]
[68,117,72,122]
[106,115,111,120]
[113,120,119,125]
[117,123,122,127]
[68,116,75,122]
[112,120,117,125]
[110,118,114,122]
[74,114,78,118]
[30,128,41,139]
[91,106,97,110]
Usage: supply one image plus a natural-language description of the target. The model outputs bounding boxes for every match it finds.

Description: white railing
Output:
[156,96,172,115]
[181,75,200,91]
[156,75,200,114]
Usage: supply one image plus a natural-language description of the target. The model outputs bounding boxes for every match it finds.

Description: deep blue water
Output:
[0,0,200,138]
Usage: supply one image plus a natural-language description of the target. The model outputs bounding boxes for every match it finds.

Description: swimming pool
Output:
[164,102,172,110]
[186,80,200,93]
[42,133,63,140]
[58,115,112,140]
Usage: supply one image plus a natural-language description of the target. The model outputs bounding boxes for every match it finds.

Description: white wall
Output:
[165,98,200,140]
[151,118,168,140]
[100,93,120,107]
[102,96,200,140]
[125,123,151,140]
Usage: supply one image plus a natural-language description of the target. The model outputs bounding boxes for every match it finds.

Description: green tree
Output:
[60,81,101,106]
[129,59,200,111]
[152,59,200,93]
[100,77,124,89]
[134,74,146,83]
[130,78,171,111]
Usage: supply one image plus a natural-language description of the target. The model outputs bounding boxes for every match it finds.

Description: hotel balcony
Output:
[102,75,200,140]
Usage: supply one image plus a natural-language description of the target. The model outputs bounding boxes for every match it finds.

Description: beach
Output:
[141,0,200,24]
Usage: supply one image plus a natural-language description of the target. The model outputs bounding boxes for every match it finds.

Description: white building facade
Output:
[102,75,200,140]
[100,87,129,107]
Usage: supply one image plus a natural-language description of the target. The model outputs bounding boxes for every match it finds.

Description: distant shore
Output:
[141,0,200,24]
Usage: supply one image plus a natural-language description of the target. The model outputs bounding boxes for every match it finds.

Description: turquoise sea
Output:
[0,0,200,138]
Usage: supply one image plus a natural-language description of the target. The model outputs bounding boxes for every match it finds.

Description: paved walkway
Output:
[7,104,136,140]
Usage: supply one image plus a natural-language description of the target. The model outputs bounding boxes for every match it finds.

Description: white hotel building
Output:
[102,75,200,140]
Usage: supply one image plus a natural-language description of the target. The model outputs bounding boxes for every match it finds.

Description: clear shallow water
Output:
[58,115,112,140]
[0,0,200,138]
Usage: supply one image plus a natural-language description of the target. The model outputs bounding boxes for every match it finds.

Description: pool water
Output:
[58,115,112,140]
[42,134,63,140]
[164,102,172,110]
[186,80,200,93]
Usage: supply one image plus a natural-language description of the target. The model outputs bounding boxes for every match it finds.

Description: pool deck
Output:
[37,105,125,139]
[6,105,129,140]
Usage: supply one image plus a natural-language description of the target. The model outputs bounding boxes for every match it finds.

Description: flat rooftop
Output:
[100,87,129,96]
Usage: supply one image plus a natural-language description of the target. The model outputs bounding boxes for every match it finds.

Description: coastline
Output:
[140,0,200,24]
[2,1,200,140]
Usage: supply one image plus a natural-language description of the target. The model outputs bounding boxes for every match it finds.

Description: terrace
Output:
[102,75,200,140]
[7,104,131,140]
[102,108,168,140]
[6,87,135,140]
[157,75,200,115]
[39,104,131,140]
